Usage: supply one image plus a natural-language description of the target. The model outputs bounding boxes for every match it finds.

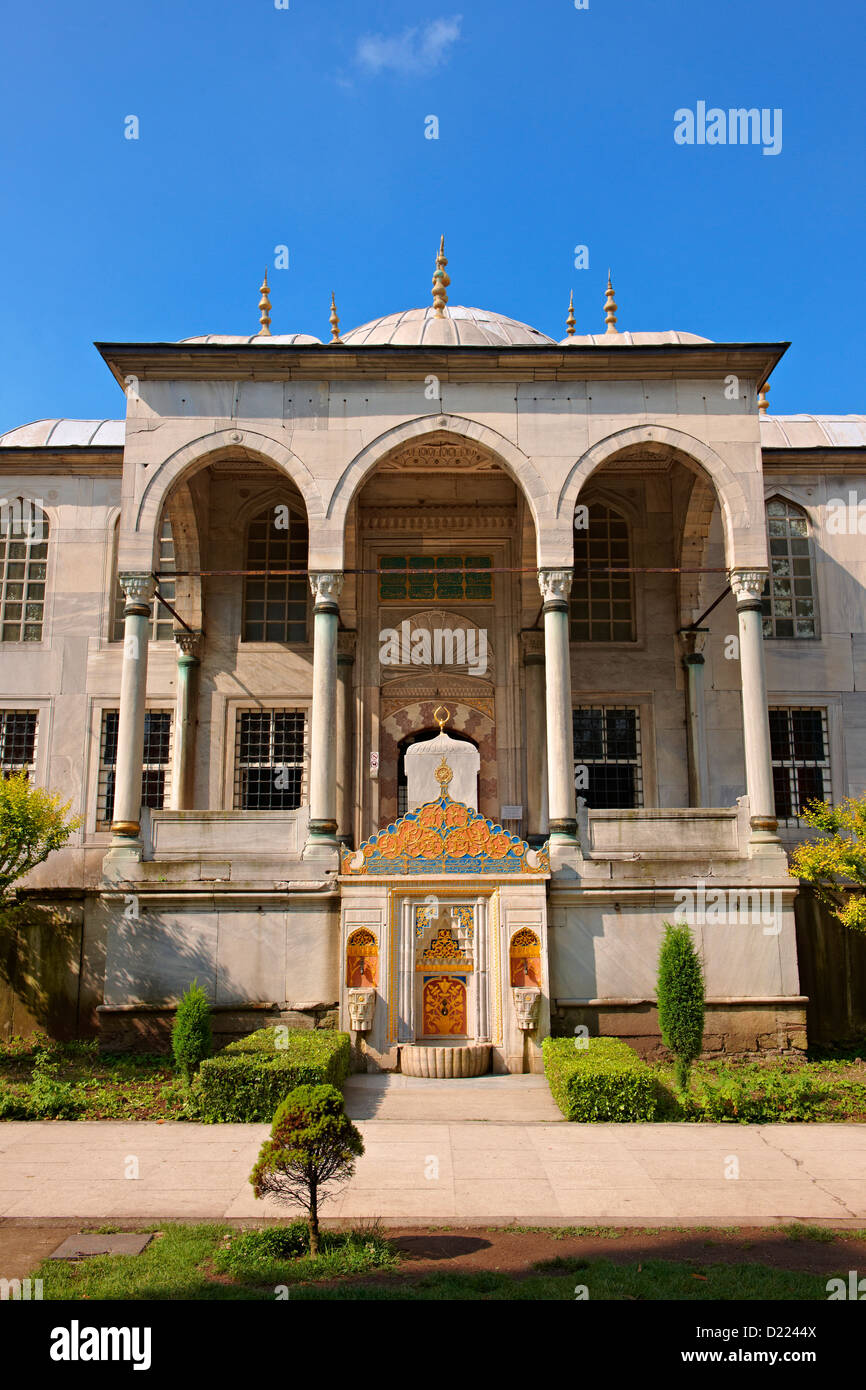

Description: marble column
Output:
[303,571,343,861]
[171,631,202,810]
[110,573,155,844]
[336,631,357,848]
[520,630,549,844]
[730,568,779,846]
[680,627,710,807]
[537,569,577,842]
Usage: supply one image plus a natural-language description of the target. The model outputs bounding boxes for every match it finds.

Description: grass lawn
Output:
[29,1221,849,1301]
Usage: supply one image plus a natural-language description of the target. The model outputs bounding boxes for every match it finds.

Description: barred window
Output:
[573,706,643,809]
[0,500,49,642]
[570,504,635,642]
[0,711,38,778]
[762,498,817,638]
[97,709,173,828]
[234,709,307,810]
[243,505,308,643]
[113,517,175,641]
[769,706,830,826]
[379,555,494,603]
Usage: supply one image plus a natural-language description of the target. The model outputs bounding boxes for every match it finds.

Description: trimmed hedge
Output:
[189,1028,351,1123]
[542,1036,657,1122]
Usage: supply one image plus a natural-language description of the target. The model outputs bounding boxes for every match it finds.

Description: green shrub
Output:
[250,1084,364,1255]
[189,1029,350,1122]
[542,1036,657,1122]
[171,980,212,1086]
[696,1068,830,1123]
[0,1049,83,1119]
[657,921,705,1092]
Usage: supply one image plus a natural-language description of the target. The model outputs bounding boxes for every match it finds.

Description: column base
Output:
[749,814,782,854]
[102,838,144,878]
[303,822,341,864]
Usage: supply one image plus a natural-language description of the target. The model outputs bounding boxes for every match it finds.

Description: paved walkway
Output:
[0,1077,864,1227]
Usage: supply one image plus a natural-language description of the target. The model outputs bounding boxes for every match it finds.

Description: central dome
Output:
[341,305,555,348]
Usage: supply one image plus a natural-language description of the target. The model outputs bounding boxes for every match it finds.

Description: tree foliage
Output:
[171,980,213,1086]
[789,794,866,933]
[250,1084,364,1255]
[0,773,79,899]
[657,921,705,1093]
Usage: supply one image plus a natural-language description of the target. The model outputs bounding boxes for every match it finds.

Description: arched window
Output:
[570,502,635,642]
[762,498,817,638]
[242,503,309,643]
[0,499,49,642]
[112,515,175,641]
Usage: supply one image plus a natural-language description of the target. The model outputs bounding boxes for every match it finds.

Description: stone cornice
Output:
[359,505,514,531]
[96,341,790,387]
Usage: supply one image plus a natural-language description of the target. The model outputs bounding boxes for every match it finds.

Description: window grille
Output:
[0,501,48,642]
[572,705,643,809]
[97,709,173,827]
[0,710,38,778]
[769,706,830,825]
[570,504,635,641]
[243,506,309,642]
[233,709,307,810]
[762,499,817,638]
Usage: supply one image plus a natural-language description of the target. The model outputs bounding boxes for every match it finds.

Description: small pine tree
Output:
[657,921,705,1093]
[250,1084,364,1256]
[171,980,212,1086]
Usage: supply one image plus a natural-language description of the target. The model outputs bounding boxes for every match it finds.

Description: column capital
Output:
[729,568,768,605]
[118,572,155,612]
[309,571,344,608]
[537,568,573,607]
[678,626,708,660]
[174,630,203,661]
[520,629,545,663]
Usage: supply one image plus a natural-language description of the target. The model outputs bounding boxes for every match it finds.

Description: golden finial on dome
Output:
[434,754,454,792]
[604,271,618,334]
[566,290,576,337]
[758,381,770,414]
[433,704,451,731]
[432,236,450,318]
[258,271,272,336]
[329,291,341,342]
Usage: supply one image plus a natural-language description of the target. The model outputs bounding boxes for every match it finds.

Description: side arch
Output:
[121,428,325,571]
[557,424,764,571]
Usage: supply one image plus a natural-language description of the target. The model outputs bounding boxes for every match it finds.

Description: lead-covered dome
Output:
[341,305,555,348]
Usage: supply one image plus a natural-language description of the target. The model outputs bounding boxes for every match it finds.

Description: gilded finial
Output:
[566,290,576,337]
[433,704,451,731]
[758,382,770,415]
[434,754,454,793]
[330,291,341,342]
[432,236,450,318]
[258,271,272,336]
[604,271,618,334]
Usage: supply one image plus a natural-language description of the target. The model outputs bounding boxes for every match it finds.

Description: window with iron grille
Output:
[243,505,309,642]
[378,555,494,603]
[233,709,307,810]
[769,706,830,826]
[762,498,817,638]
[113,517,176,642]
[572,706,643,809]
[570,504,635,642]
[97,709,173,828]
[0,501,48,642]
[0,711,38,779]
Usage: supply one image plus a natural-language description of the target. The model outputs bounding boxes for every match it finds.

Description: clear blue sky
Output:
[0,0,862,431]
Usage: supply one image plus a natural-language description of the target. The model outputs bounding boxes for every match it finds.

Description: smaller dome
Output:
[0,419,125,448]
[178,333,322,346]
[342,305,555,348]
[559,330,713,346]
